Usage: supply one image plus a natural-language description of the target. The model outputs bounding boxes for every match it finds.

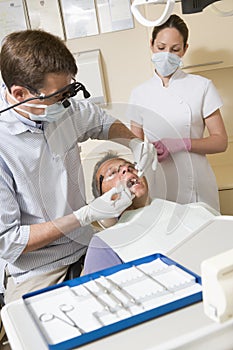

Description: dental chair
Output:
[64,255,85,281]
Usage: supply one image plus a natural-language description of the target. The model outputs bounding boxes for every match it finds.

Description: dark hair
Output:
[151,14,189,48]
[92,152,120,198]
[0,29,77,91]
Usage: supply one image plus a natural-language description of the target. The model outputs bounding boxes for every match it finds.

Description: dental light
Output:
[211,2,233,16]
[181,0,222,13]
[131,0,224,27]
[131,0,176,27]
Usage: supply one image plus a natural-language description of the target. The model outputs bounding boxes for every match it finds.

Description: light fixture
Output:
[131,0,176,27]
[131,0,229,27]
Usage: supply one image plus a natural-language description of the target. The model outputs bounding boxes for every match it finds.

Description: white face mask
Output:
[9,94,67,123]
[151,52,182,77]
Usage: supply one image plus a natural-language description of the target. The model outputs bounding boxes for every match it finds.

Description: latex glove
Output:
[153,138,191,162]
[73,185,134,226]
[129,138,157,177]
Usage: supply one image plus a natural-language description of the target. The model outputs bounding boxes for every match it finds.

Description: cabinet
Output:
[73,50,106,104]
[219,188,233,215]
[208,141,233,215]
[145,2,233,73]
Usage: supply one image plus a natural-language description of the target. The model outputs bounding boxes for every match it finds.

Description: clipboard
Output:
[23,253,202,350]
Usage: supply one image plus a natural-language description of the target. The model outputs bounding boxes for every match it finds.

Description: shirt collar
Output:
[14,111,43,130]
[153,68,185,85]
[5,113,43,135]
[169,68,185,81]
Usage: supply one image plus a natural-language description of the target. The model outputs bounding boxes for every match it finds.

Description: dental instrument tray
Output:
[23,253,202,350]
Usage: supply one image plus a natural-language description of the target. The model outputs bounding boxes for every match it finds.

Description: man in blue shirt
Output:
[0,29,157,303]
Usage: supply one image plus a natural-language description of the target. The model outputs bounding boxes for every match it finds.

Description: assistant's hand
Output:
[129,138,157,177]
[73,185,134,227]
[153,138,191,162]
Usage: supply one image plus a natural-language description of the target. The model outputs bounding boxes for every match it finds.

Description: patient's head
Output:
[92,153,150,210]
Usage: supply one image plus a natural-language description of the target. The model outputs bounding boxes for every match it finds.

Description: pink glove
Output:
[153,138,191,162]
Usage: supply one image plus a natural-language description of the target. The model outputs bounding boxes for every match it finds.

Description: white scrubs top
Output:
[127,69,223,211]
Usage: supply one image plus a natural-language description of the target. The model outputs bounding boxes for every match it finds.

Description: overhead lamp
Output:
[131,0,227,27]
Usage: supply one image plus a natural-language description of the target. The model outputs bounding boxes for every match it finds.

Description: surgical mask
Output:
[9,94,67,123]
[151,52,182,77]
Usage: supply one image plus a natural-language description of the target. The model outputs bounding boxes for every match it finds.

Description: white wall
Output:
[66,18,153,104]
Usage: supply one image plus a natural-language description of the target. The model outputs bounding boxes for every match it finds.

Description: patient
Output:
[83,153,219,275]
[91,152,151,229]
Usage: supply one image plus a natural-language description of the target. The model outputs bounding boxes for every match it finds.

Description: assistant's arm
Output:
[132,109,227,156]
[190,109,228,154]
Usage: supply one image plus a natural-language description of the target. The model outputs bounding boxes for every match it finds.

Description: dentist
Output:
[0,29,157,303]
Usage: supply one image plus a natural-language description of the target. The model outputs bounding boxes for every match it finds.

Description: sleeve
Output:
[0,161,29,263]
[71,100,116,142]
[203,80,223,119]
[83,235,123,275]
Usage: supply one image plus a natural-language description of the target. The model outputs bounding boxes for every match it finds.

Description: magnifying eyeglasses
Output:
[0,81,91,114]
[50,81,91,108]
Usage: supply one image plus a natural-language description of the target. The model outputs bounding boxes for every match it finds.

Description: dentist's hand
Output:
[73,185,134,227]
[153,138,191,162]
[129,138,157,177]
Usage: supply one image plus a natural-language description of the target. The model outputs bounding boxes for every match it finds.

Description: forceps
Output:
[94,279,133,314]
[104,276,144,308]
[134,265,171,292]
[135,142,144,178]
[39,304,85,334]
[83,284,116,314]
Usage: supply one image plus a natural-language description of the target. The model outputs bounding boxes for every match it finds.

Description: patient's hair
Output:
[92,152,119,198]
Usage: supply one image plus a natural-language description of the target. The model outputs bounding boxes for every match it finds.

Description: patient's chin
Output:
[131,186,147,198]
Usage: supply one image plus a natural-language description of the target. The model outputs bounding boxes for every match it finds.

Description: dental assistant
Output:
[0,29,156,303]
[127,14,227,211]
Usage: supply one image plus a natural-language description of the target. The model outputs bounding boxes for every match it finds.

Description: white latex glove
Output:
[73,185,134,227]
[129,138,158,177]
